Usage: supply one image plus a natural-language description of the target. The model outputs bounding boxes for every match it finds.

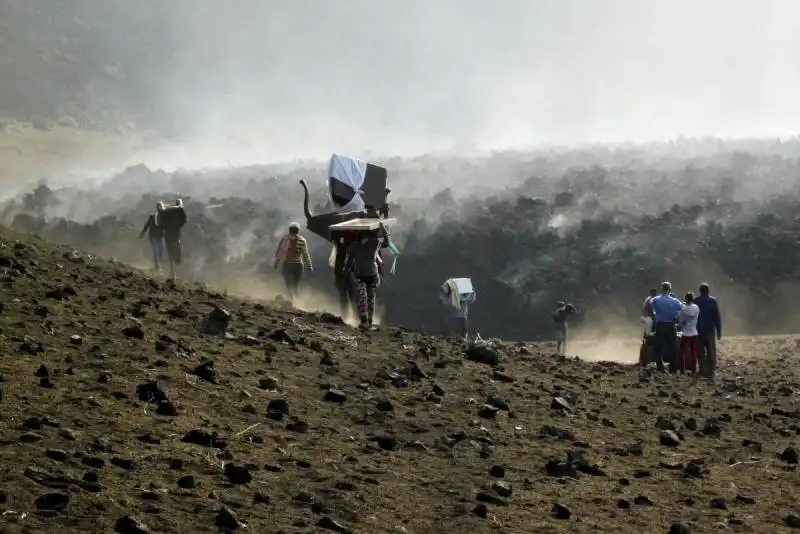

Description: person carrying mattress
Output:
[439,278,476,340]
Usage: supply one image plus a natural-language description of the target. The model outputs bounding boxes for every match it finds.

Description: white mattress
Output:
[329,217,397,231]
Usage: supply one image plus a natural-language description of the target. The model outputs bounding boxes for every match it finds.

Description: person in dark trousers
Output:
[139,202,166,272]
[553,301,577,356]
[639,288,658,366]
[273,222,313,303]
[159,199,188,281]
[649,281,685,373]
[346,223,389,331]
[694,282,722,379]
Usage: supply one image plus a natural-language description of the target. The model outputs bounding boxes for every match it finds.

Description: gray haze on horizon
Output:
[150,1,800,156]
[8,0,800,169]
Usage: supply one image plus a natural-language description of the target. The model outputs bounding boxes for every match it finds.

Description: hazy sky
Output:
[86,0,800,164]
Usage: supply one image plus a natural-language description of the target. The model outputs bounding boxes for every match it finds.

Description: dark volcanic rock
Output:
[223,463,252,485]
[181,429,228,449]
[465,344,500,366]
[267,398,290,420]
[114,515,152,534]
[324,389,347,403]
[781,446,799,464]
[659,430,681,447]
[191,360,218,384]
[122,324,144,339]
[34,491,69,511]
[551,503,571,519]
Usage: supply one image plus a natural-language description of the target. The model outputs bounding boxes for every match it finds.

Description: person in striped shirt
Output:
[273,222,313,302]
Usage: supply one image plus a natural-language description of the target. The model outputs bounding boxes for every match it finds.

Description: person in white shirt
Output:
[678,292,700,374]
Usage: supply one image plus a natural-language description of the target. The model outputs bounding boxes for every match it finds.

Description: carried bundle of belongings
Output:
[304,153,400,273]
[155,199,187,232]
[440,278,476,313]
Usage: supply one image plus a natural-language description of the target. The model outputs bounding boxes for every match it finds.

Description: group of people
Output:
[271,221,392,331]
[641,281,722,378]
[139,202,725,374]
[139,200,187,281]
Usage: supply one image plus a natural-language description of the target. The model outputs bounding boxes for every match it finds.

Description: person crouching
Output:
[678,292,700,374]
[346,224,388,331]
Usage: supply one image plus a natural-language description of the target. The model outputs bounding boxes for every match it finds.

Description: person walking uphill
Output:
[650,281,684,373]
[553,301,577,356]
[694,282,722,379]
[273,222,313,303]
[678,292,700,374]
[346,223,389,331]
[439,278,477,340]
[139,202,166,272]
[158,199,188,282]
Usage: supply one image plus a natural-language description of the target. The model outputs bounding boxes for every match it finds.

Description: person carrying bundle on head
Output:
[346,222,389,331]
[139,201,166,272]
[273,222,313,303]
[439,278,477,341]
[159,199,188,281]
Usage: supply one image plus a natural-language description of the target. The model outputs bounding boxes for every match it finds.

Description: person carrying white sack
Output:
[439,278,477,340]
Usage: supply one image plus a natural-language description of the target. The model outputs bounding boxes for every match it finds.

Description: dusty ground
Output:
[0,226,798,534]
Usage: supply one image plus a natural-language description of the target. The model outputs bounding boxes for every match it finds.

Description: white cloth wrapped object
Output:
[329,154,368,213]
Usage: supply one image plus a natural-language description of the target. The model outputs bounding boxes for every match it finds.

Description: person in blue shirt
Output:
[693,282,722,379]
[649,281,685,373]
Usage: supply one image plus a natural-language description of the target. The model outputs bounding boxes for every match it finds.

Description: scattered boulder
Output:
[659,430,681,447]
[34,491,69,511]
[466,344,500,366]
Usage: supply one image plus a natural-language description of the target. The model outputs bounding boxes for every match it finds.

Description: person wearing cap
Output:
[649,281,685,373]
[139,201,166,272]
[273,222,313,302]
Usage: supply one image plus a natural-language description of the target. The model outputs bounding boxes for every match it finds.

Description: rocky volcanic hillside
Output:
[1,223,799,533]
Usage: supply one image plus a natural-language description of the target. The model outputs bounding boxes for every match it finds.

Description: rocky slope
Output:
[0,225,799,533]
